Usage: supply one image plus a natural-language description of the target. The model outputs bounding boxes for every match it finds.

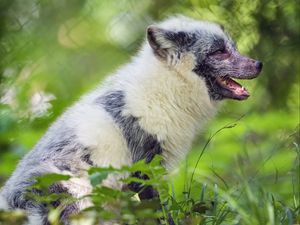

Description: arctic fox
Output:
[0,15,262,224]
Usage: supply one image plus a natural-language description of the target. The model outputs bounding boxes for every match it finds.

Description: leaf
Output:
[31,173,71,189]
[89,171,110,187]
[25,192,73,204]
[88,165,121,175]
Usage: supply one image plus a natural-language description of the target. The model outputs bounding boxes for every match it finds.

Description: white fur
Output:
[66,102,131,169]
[122,50,218,169]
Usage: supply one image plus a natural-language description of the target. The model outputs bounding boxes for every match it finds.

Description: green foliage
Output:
[1,137,298,224]
[0,209,27,225]
[0,0,299,224]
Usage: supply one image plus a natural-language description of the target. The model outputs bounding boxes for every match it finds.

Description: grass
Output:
[0,120,299,225]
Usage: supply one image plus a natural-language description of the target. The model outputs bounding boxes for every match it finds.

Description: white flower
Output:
[30,91,56,119]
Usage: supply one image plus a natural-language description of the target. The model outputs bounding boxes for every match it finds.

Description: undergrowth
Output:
[0,124,299,225]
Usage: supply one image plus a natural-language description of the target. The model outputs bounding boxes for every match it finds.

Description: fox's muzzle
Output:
[229,51,263,79]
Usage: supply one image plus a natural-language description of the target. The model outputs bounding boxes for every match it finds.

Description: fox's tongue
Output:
[216,76,250,99]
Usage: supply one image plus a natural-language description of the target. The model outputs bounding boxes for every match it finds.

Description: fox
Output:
[0,15,262,224]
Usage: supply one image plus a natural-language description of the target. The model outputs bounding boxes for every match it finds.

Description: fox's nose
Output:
[255,61,263,72]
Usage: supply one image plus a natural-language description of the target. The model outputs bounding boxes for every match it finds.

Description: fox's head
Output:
[146,16,262,101]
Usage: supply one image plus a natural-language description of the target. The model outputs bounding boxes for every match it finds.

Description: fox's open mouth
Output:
[205,75,256,101]
[215,76,250,100]
[195,52,263,101]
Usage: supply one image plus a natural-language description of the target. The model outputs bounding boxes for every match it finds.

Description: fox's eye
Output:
[214,50,223,54]
[212,48,226,55]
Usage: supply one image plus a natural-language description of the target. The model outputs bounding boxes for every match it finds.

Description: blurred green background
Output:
[0,0,299,221]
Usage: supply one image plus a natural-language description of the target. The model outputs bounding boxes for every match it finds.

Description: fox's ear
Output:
[147,26,177,59]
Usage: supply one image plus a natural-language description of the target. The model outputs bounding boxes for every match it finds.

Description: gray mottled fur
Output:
[96,91,163,199]
[0,118,92,223]
[1,90,164,223]
[96,91,163,163]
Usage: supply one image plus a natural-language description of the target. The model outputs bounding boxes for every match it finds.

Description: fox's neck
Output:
[121,47,219,169]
